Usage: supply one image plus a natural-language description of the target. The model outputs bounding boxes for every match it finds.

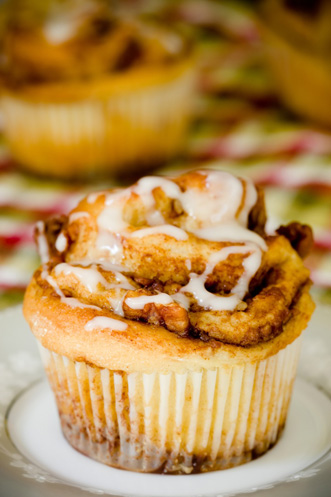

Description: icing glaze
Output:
[193,224,267,250]
[55,263,110,293]
[43,14,80,45]
[54,262,135,293]
[69,211,90,223]
[96,190,128,259]
[87,192,107,204]
[41,268,100,311]
[96,231,123,258]
[131,225,188,241]
[55,233,68,253]
[86,171,265,313]
[179,244,261,311]
[172,292,190,310]
[35,221,50,264]
[85,316,127,332]
[108,292,125,317]
[125,293,174,310]
[45,170,267,317]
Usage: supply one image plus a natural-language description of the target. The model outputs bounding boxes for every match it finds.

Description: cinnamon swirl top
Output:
[24,170,313,354]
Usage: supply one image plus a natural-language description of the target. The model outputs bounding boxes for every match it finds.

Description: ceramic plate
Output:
[0,305,331,497]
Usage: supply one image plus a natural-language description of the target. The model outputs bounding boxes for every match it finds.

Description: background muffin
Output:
[0,0,196,178]
[259,0,331,127]
[23,170,314,473]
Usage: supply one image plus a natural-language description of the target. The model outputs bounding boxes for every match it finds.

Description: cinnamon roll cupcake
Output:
[23,169,314,473]
[0,0,195,178]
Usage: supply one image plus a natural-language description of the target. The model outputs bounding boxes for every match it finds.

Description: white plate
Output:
[0,305,331,497]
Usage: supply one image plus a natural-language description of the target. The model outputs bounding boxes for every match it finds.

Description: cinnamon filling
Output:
[33,170,312,347]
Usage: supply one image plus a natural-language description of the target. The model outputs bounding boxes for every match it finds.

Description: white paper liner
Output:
[38,336,302,474]
[1,68,194,176]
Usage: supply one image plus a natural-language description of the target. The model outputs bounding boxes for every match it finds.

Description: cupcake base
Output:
[39,335,302,474]
[1,62,195,179]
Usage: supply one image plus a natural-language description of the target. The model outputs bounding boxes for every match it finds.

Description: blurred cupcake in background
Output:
[0,0,196,179]
[259,0,331,128]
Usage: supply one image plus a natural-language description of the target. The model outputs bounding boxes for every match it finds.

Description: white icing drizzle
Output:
[55,233,68,253]
[85,316,127,332]
[180,244,262,311]
[36,221,49,264]
[69,211,90,223]
[98,261,128,273]
[96,231,123,258]
[68,260,126,272]
[98,190,129,231]
[41,268,100,311]
[87,191,107,204]
[61,297,100,311]
[131,225,188,241]
[96,190,128,260]
[133,176,181,226]
[126,293,174,310]
[54,263,110,293]
[112,271,135,290]
[62,170,267,315]
[43,13,80,45]
[172,292,190,310]
[193,224,267,250]
[93,171,258,248]
[237,176,258,225]
[54,262,135,293]
[108,291,126,317]
[181,171,246,229]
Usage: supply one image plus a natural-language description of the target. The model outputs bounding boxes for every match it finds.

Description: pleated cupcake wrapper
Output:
[38,336,302,474]
[1,68,194,176]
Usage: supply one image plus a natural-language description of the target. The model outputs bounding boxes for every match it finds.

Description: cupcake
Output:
[23,169,314,473]
[0,0,195,178]
[259,0,331,127]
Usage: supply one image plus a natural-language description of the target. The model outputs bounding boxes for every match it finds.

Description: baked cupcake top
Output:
[24,170,314,372]
[0,0,190,88]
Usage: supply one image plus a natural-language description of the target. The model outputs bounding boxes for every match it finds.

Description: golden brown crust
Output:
[23,170,314,358]
[23,276,314,373]
[33,233,310,346]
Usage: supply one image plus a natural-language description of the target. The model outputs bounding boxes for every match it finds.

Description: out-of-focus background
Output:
[0,0,330,309]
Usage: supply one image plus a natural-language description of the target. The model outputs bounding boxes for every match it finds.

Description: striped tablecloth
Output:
[0,0,330,308]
